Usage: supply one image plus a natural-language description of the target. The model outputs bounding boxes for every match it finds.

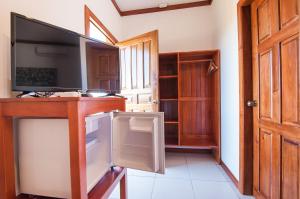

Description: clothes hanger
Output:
[207,60,218,74]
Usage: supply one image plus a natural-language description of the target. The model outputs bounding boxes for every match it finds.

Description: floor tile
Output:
[109,183,120,198]
[127,168,156,177]
[217,165,232,182]
[156,153,190,179]
[110,176,155,199]
[152,178,194,199]
[109,153,255,199]
[186,153,217,166]
[192,180,239,199]
[188,163,227,181]
[226,179,255,199]
[156,164,190,179]
[128,176,155,199]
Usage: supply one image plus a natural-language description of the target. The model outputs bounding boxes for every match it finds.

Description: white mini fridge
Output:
[16,112,165,198]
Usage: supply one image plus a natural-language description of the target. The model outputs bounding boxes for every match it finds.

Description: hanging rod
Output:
[179,59,212,63]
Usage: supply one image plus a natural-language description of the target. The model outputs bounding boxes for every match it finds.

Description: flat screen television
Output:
[11,12,120,94]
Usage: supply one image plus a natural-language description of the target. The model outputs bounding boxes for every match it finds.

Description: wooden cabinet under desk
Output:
[159,50,221,162]
[0,97,126,199]
[0,97,165,199]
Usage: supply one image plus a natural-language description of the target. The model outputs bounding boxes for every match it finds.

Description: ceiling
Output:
[115,0,206,11]
[112,0,213,16]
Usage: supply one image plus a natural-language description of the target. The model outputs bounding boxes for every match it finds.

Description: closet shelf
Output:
[159,75,178,79]
[165,137,179,146]
[160,98,178,101]
[179,97,212,101]
[164,121,179,124]
[180,138,217,149]
[165,144,179,148]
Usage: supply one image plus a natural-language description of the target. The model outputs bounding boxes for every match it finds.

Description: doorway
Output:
[237,0,254,195]
[238,0,300,198]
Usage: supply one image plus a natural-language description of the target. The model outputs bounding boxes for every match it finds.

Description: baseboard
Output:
[220,160,239,188]
[165,148,213,154]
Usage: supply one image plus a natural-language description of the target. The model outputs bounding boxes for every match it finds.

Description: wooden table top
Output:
[0,97,125,103]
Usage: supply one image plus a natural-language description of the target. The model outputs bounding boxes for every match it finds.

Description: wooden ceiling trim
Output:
[84,5,118,44]
[111,0,123,16]
[111,0,213,16]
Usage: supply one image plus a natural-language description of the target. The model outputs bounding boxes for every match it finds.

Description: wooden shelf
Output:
[180,138,217,149]
[164,121,179,124]
[159,53,178,76]
[179,97,212,101]
[160,100,178,121]
[159,51,220,160]
[165,144,179,148]
[165,136,178,146]
[159,75,178,79]
[159,78,178,99]
[164,122,178,146]
[160,98,178,101]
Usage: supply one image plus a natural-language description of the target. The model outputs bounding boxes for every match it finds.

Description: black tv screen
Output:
[11,13,120,93]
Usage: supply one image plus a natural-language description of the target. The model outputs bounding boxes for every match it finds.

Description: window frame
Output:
[84,5,118,44]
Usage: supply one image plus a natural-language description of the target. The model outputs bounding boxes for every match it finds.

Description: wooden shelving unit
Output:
[159,53,179,146]
[159,75,178,79]
[159,51,221,162]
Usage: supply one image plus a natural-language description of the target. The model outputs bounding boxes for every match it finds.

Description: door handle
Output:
[247,100,257,107]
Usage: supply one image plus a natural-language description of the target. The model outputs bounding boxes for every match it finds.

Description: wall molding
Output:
[220,160,239,188]
[111,0,213,16]
[84,5,118,44]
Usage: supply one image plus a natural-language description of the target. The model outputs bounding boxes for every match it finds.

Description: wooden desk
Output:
[0,97,126,199]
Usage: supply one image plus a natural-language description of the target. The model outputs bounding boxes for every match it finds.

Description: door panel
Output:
[259,50,273,120]
[112,112,165,174]
[281,35,300,126]
[143,41,151,88]
[179,60,214,146]
[258,130,272,198]
[279,0,299,28]
[281,138,300,199]
[252,0,300,198]
[117,31,159,112]
[257,0,271,42]
[131,45,138,89]
[180,101,211,139]
[86,47,119,92]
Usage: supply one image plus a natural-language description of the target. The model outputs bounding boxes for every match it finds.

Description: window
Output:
[84,5,118,44]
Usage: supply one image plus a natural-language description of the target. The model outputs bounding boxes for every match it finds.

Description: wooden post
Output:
[120,168,128,199]
[67,101,88,199]
[0,104,16,199]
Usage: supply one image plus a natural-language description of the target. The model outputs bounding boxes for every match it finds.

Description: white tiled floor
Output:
[109,153,254,199]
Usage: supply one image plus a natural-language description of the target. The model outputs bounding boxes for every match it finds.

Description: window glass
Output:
[89,21,111,44]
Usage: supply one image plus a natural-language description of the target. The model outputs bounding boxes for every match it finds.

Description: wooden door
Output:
[117,30,159,112]
[86,43,120,93]
[251,0,299,198]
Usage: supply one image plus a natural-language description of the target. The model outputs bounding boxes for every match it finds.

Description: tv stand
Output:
[0,97,127,199]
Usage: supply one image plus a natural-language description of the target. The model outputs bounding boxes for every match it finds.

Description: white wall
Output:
[121,6,218,52]
[0,0,240,181]
[0,0,122,97]
[212,0,240,179]
[121,2,240,180]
